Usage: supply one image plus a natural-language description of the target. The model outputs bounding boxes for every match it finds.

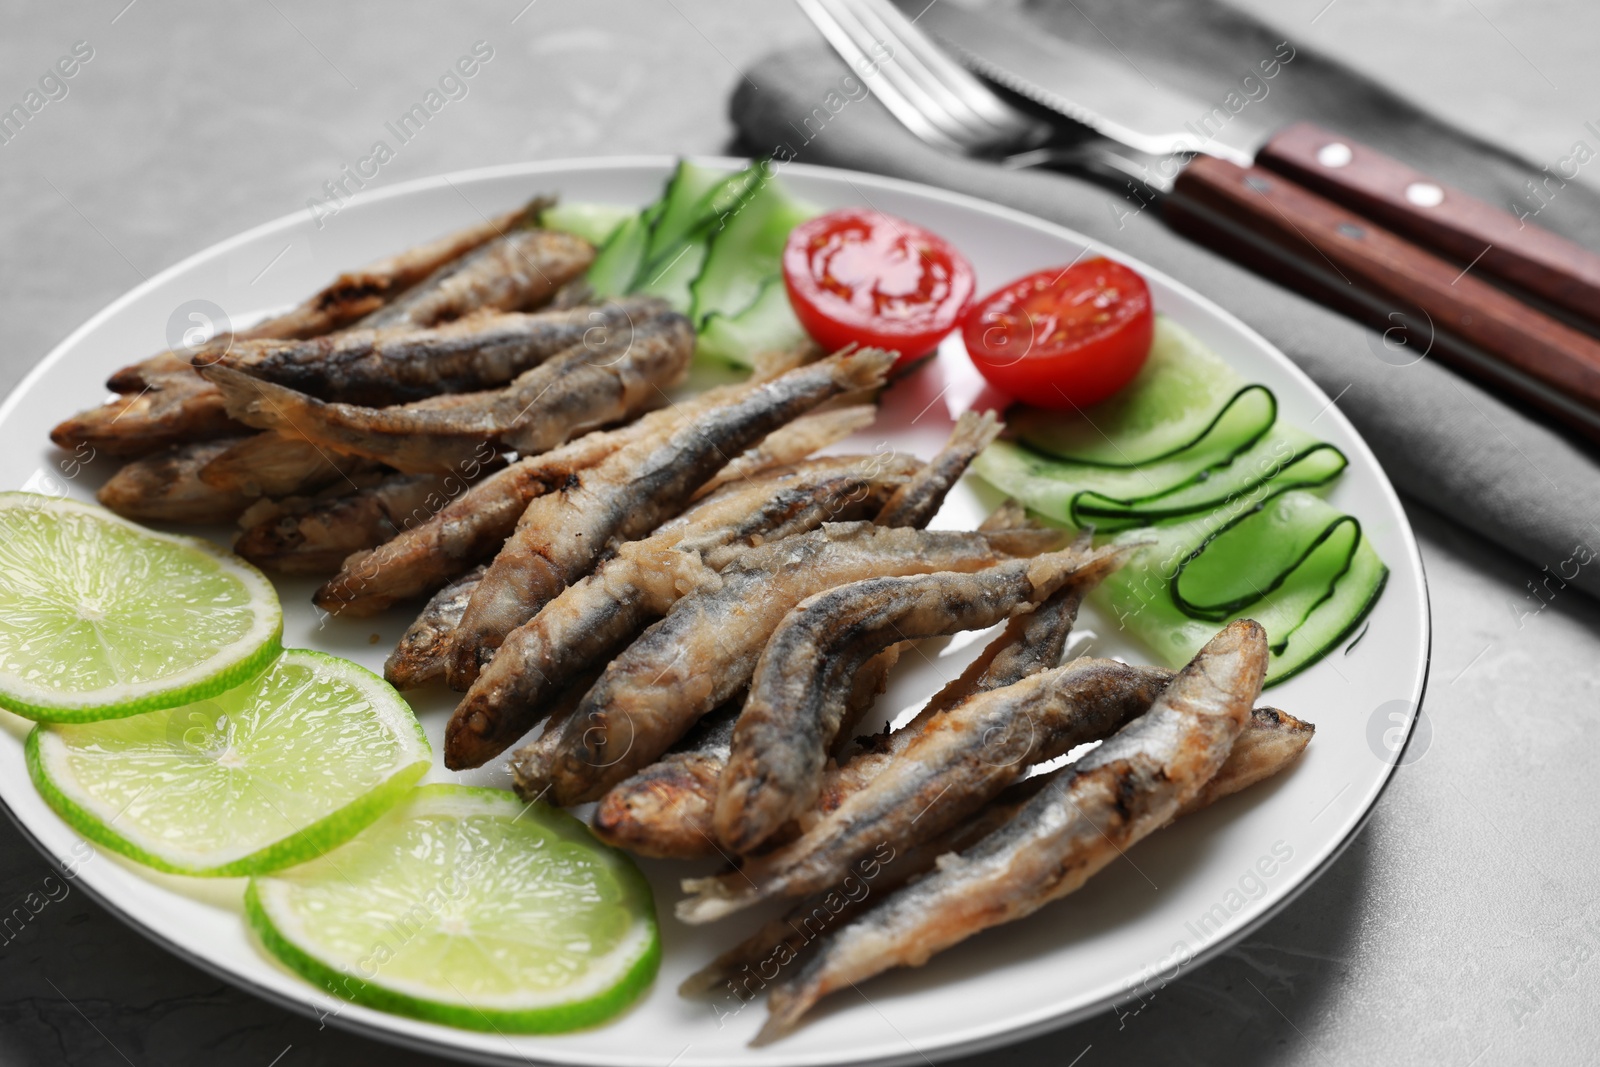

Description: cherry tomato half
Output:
[962,258,1154,409]
[783,208,976,365]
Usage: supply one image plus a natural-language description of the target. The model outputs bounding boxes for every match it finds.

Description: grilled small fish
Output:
[714,547,1129,854]
[313,395,866,617]
[511,522,1064,807]
[215,297,667,406]
[444,348,897,688]
[444,455,920,768]
[755,620,1269,1042]
[205,310,693,473]
[384,565,489,690]
[872,410,1000,528]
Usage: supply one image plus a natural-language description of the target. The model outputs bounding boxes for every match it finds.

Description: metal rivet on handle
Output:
[1317,142,1354,168]
[1337,222,1365,238]
[1405,181,1445,207]
[1245,176,1272,193]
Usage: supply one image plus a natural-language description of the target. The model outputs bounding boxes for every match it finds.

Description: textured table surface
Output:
[3,1,1599,1064]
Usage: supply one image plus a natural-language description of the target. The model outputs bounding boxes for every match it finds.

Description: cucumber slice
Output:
[643,160,738,262]
[247,785,659,1033]
[695,274,810,367]
[1074,437,1348,529]
[1011,317,1245,465]
[585,213,650,298]
[690,175,817,325]
[28,649,430,875]
[538,203,634,248]
[0,493,282,722]
[1096,489,1388,685]
[634,240,708,314]
[973,393,1345,530]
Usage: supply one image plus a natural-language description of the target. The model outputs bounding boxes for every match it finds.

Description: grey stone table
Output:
[3,1,1598,1064]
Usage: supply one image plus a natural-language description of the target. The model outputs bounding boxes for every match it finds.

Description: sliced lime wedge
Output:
[247,785,660,1033]
[27,649,430,876]
[0,492,282,722]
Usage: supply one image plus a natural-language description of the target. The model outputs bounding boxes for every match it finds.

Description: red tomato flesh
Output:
[783,208,976,364]
[962,258,1154,409]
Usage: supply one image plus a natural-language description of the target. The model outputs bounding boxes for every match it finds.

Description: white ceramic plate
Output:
[0,158,1429,1066]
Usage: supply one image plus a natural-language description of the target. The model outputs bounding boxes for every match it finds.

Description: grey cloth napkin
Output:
[730,0,1600,600]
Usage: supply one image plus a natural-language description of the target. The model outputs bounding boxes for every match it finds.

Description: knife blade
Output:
[912,0,1600,335]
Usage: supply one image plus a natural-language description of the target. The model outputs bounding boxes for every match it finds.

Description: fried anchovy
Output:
[1175,706,1313,818]
[592,639,903,860]
[51,372,243,458]
[510,522,1064,807]
[96,436,257,523]
[384,565,489,690]
[205,310,693,473]
[444,348,897,688]
[684,656,1169,920]
[235,466,498,575]
[194,432,388,498]
[313,392,864,617]
[215,297,667,406]
[872,410,1000,528]
[56,207,580,458]
[756,620,1269,1042]
[714,546,1129,854]
[443,454,920,767]
[356,226,593,329]
[593,554,1093,862]
[104,198,549,393]
[680,778,1045,999]
[589,701,743,860]
[687,702,1307,1003]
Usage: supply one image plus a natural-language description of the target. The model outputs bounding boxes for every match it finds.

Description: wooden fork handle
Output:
[1254,122,1600,329]
[1165,156,1600,438]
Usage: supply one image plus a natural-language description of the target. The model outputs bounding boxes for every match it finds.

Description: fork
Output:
[796,0,1600,445]
[794,0,1174,192]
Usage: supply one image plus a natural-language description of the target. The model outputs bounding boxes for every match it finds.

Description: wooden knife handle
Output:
[1165,156,1600,435]
[1255,122,1600,329]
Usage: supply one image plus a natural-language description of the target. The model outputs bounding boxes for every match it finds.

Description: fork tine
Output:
[794,0,965,151]
[811,0,983,147]
[846,0,1026,136]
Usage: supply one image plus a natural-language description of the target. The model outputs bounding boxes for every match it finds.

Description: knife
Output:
[912,1,1600,332]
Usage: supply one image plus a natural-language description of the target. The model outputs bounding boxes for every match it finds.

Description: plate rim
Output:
[0,153,1432,1067]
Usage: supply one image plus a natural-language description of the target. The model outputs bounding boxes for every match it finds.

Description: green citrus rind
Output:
[247,785,661,1033]
[0,492,283,722]
[26,649,431,877]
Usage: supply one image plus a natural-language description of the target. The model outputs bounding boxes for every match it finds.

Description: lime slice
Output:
[0,492,282,722]
[247,785,660,1033]
[27,649,430,876]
